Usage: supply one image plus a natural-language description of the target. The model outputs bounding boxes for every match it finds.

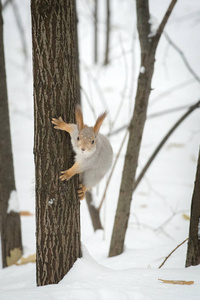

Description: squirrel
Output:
[52,105,113,200]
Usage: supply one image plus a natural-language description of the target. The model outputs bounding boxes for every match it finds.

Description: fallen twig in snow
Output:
[158,279,194,285]
[16,254,36,265]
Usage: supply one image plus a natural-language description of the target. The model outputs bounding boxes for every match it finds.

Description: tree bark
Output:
[186,148,200,267]
[0,0,22,267]
[108,0,177,257]
[31,0,81,286]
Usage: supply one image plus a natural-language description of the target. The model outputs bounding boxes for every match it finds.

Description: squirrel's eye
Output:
[77,136,79,141]
[92,140,94,144]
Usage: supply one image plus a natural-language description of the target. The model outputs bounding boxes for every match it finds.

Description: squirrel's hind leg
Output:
[77,184,87,200]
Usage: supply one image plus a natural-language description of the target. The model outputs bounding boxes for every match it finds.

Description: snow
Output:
[7,190,19,213]
[148,14,159,38]
[1,0,200,299]
[140,66,145,74]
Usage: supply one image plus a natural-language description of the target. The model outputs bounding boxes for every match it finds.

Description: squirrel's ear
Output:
[93,111,107,135]
[75,105,84,131]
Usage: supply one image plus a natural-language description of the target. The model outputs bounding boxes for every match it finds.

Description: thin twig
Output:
[133,99,200,192]
[110,34,129,132]
[11,0,28,62]
[98,129,129,211]
[150,79,195,106]
[164,32,200,84]
[80,85,97,119]
[107,102,198,137]
[159,238,188,268]
[151,0,178,50]
[155,210,187,233]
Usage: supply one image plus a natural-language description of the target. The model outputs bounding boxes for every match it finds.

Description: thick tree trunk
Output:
[186,148,200,267]
[31,0,81,286]
[108,0,177,257]
[0,0,22,268]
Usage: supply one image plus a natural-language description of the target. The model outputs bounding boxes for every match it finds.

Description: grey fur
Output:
[70,125,113,188]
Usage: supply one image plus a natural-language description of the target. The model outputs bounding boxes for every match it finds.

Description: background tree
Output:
[31,0,81,286]
[104,0,110,66]
[94,0,98,63]
[109,0,177,257]
[186,148,200,267]
[0,0,22,267]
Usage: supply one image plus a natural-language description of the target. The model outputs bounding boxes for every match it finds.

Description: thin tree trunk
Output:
[104,0,110,66]
[0,0,22,267]
[109,0,177,257]
[186,148,200,267]
[31,0,81,286]
[85,191,103,231]
[94,0,98,63]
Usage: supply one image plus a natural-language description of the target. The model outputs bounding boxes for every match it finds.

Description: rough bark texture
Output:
[31,0,81,286]
[0,0,22,268]
[186,148,200,267]
[109,0,177,257]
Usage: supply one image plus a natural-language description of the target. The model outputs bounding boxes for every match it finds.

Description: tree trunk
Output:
[85,191,103,231]
[108,0,177,257]
[31,0,81,286]
[0,0,22,267]
[186,148,200,267]
[104,0,110,66]
[94,0,98,63]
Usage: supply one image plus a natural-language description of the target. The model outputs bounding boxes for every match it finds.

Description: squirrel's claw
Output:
[77,184,87,200]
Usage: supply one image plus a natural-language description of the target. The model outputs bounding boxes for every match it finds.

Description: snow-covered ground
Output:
[1,0,200,299]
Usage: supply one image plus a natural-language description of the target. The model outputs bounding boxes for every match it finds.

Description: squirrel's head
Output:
[75,105,107,155]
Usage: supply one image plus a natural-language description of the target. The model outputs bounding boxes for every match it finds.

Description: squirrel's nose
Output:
[81,148,85,152]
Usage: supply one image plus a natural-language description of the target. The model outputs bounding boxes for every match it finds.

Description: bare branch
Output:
[98,130,128,211]
[107,102,197,137]
[159,238,188,269]
[133,100,200,193]
[164,32,200,84]
[152,0,178,50]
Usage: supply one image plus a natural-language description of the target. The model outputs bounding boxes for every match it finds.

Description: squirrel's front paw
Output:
[59,170,72,181]
[52,117,65,130]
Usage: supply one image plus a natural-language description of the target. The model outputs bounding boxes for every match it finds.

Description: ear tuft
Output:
[93,111,107,135]
[75,105,84,131]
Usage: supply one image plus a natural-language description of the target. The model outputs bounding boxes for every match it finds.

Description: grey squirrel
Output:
[52,105,113,200]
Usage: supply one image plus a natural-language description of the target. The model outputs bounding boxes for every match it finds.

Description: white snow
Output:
[48,198,55,205]
[7,190,19,213]
[148,14,159,38]
[1,0,200,299]
[140,66,145,74]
